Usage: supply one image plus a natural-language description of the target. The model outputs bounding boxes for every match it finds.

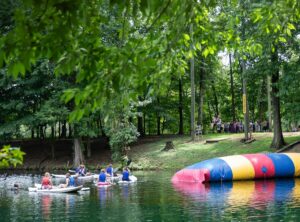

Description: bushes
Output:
[107,123,139,162]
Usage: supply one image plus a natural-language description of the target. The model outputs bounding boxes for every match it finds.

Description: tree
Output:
[0,145,24,168]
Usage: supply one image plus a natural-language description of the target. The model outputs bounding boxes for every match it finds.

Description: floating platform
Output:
[172,153,300,183]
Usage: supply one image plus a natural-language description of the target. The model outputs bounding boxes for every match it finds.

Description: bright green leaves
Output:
[202,46,217,58]
[8,61,26,78]
[183,34,190,41]
[0,145,25,168]
[62,88,77,103]
[278,36,287,43]
[287,23,296,31]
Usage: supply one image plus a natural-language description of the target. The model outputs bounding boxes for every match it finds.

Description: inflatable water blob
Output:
[172,153,300,183]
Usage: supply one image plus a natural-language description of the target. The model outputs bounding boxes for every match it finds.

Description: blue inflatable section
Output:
[266,153,295,177]
[186,158,233,181]
[274,179,294,202]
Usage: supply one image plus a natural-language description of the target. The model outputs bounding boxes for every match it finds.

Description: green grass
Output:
[129,132,300,171]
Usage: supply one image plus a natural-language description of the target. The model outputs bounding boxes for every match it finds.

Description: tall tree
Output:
[270,48,285,148]
[229,53,236,122]
[178,78,184,135]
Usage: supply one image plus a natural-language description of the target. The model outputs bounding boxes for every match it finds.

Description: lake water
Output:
[1,171,300,221]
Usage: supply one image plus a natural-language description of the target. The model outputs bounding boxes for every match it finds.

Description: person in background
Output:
[98,169,107,183]
[106,163,113,177]
[76,164,87,176]
[41,172,53,189]
[122,167,131,181]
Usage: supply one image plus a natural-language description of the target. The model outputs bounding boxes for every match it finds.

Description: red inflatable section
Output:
[243,154,275,179]
[98,182,110,186]
[171,169,210,183]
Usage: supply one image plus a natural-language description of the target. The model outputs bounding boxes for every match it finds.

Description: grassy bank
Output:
[129,132,300,171]
[3,132,300,172]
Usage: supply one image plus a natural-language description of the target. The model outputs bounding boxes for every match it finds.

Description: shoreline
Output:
[1,133,300,173]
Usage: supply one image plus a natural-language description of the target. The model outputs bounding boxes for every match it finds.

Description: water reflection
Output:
[41,195,52,220]
[173,179,300,210]
[2,172,300,221]
[121,185,130,200]
[98,187,113,207]
[28,192,79,220]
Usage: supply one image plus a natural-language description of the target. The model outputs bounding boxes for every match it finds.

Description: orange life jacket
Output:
[42,177,50,186]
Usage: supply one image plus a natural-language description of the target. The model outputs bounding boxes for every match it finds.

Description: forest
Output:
[0,0,299,166]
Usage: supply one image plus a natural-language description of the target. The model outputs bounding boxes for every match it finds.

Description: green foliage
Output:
[0,0,300,151]
[107,123,139,162]
[0,145,24,168]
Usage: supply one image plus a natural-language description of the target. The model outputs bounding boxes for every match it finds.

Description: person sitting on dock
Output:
[98,169,107,183]
[60,173,75,188]
[122,167,131,181]
[76,164,87,176]
[41,172,53,189]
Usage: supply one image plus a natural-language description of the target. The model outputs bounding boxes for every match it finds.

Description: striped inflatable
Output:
[172,153,300,183]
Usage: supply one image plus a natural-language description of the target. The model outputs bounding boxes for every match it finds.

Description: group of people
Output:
[97,164,131,183]
[41,163,131,189]
[41,172,77,189]
[211,115,271,134]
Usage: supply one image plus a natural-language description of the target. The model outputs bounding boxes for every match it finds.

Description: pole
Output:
[242,60,249,141]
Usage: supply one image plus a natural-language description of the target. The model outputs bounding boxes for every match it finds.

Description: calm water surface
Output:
[1,171,300,221]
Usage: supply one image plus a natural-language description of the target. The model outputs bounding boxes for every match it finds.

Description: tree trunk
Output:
[148,116,151,135]
[211,82,219,116]
[36,127,40,139]
[143,113,146,136]
[137,96,144,137]
[137,115,144,136]
[162,117,166,135]
[61,120,67,138]
[86,137,91,158]
[51,126,55,139]
[58,121,61,138]
[31,128,34,139]
[43,125,47,138]
[157,116,161,135]
[99,116,106,137]
[267,75,272,131]
[156,97,161,135]
[39,125,44,139]
[270,50,285,149]
[197,59,205,128]
[73,138,85,167]
[190,24,195,141]
[207,100,212,124]
[229,53,236,121]
[68,123,73,138]
[178,78,184,135]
